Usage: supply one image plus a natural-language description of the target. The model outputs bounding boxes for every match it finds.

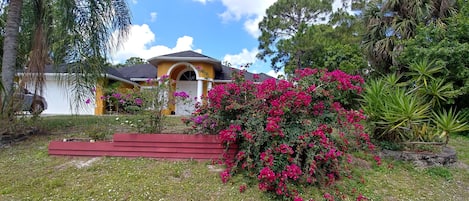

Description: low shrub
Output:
[186,68,378,200]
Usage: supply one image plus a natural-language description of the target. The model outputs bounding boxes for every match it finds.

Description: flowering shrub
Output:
[186,68,378,200]
[97,76,190,133]
[100,89,144,114]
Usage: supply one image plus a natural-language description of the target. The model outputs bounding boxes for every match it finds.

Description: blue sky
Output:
[110,0,281,77]
[110,0,348,77]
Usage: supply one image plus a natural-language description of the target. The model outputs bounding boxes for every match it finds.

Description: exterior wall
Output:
[157,61,215,80]
[95,79,105,115]
[41,75,95,115]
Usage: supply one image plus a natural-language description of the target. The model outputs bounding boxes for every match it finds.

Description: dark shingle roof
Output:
[148,50,222,71]
[159,51,217,60]
[114,64,156,79]
[215,65,274,82]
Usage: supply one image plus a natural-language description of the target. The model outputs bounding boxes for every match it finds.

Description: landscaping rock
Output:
[380,146,457,167]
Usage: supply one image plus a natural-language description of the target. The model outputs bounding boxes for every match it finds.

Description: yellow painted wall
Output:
[94,79,105,115]
[157,61,215,80]
[157,62,173,78]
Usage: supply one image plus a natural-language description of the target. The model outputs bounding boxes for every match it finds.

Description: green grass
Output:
[1,116,469,200]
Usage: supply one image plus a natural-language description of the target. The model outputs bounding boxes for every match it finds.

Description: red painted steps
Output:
[48,133,237,160]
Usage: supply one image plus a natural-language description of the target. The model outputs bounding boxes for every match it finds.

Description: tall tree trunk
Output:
[1,0,24,96]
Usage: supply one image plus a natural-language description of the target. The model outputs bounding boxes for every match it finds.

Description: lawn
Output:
[1,116,468,200]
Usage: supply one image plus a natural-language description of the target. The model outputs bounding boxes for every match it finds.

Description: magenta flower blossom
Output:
[146,78,153,84]
[134,98,143,106]
[253,74,260,80]
[220,169,231,183]
[160,74,169,80]
[112,93,121,99]
[174,91,190,99]
[85,98,91,104]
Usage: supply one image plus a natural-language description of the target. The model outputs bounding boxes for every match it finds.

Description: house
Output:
[20,51,273,115]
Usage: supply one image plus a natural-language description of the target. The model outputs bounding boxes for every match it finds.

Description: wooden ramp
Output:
[49,133,236,160]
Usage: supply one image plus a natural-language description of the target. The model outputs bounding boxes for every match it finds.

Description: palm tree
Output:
[362,0,458,74]
[1,0,131,116]
[1,0,23,97]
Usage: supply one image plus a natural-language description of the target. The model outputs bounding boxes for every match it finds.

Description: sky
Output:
[110,0,349,78]
[109,0,281,77]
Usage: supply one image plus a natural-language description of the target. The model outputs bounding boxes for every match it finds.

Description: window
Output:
[180,71,196,81]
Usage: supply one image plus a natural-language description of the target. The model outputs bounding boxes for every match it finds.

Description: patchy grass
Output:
[1,116,469,200]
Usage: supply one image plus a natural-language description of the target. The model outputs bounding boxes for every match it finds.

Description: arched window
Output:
[179,71,196,81]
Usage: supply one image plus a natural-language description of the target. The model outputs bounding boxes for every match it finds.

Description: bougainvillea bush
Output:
[185,68,379,200]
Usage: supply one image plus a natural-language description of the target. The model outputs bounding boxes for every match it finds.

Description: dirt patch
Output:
[207,165,225,172]
[55,157,102,170]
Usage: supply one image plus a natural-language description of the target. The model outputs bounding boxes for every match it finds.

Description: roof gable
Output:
[159,50,216,59]
[148,50,222,71]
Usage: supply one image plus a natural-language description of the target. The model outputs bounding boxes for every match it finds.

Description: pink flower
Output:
[279,144,294,155]
[134,98,143,106]
[85,98,91,104]
[283,164,302,180]
[174,91,190,99]
[258,167,276,183]
[219,124,241,143]
[324,193,334,201]
[253,74,260,80]
[112,93,121,99]
[220,169,231,183]
[293,196,304,201]
[374,155,382,166]
[239,184,247,193]
[357,193,368,201]
[160,74,169,80]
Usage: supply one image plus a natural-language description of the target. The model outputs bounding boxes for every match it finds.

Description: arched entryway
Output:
[175,69,197,115]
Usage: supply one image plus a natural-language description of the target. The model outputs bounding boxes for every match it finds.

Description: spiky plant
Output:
[432,108,469,145]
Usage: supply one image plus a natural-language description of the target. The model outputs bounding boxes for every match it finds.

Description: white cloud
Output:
[193,0,214,5]
[131,0,138,4]
[110,24,201,64]
[222,48,259,68]
[243,16,263,38]
[266,69,285,79]
[150,12,157,22]
[219,0,277,38]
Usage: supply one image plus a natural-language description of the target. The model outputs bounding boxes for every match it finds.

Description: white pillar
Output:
[207,81,212,92]
[197,80,203,102]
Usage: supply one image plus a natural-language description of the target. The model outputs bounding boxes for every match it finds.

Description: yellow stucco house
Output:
[94,50,272,115]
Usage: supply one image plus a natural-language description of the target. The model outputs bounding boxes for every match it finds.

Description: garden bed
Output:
[49,133,237,161]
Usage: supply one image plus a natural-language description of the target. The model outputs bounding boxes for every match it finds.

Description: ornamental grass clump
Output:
[186,68,378,200]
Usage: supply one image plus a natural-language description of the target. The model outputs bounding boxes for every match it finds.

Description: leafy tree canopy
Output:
[124,57,148,65]
[362,0,458,74]
[398,0,469,107]
[257,0,333,73]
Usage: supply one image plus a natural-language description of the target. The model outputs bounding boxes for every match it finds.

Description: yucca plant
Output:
[432,108,469,145]
[360,79,387,121]
[419,78,461,108]
[406,59,446,88]
[377,88,431,141]
[383,73,407,87]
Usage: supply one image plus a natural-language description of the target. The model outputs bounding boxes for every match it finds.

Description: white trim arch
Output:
[166,62,200,80]
[176,68,197,81]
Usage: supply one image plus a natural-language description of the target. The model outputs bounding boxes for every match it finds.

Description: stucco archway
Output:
[166,62,202,115]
